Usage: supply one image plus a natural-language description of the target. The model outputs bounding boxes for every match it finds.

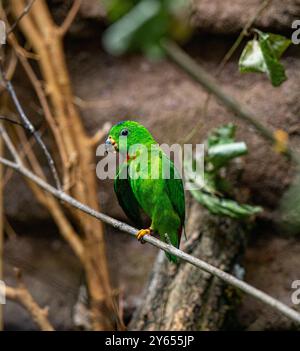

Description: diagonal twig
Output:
[0,65,62,189]
[0,124,21,164]
[6,268,54,331]
[0,115,25,128]
[58,0,82,36]
[6,0,36,35]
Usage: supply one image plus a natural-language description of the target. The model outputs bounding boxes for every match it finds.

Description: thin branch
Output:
[6,269,54,331]
[58,0,82,36]
[6,286,54,331]
[12,125,85,262]
[0,155,300,325]
[0,115,25,128]
[0,66,62,189]
[8,33,70,184]
[0,124,21,164]
[87,122,112,147]
[6,0,36,35]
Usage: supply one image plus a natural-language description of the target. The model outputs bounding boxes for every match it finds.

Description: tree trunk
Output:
[129,201,247,331]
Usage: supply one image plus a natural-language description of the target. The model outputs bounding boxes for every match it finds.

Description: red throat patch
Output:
[127,154,137,162]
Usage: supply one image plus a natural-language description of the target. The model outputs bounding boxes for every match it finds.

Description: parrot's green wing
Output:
[114,163,146,228]
[162,154,186,239]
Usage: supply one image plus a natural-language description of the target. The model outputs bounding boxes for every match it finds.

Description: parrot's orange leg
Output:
[136,228,152,242]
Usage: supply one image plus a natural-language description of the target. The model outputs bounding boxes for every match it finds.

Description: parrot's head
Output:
[106,120,155,154]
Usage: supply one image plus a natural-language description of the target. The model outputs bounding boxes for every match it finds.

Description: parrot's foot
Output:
[136,228,152,243]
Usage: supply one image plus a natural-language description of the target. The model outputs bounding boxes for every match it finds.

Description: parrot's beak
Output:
[105,136,118,152]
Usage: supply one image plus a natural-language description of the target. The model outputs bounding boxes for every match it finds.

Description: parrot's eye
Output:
[120,129,129,136]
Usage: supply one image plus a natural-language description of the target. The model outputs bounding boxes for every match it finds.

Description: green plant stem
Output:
[181,0,273,143]
[216,0,272,75]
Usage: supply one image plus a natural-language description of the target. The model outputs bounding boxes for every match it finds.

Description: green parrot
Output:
[106,120,185,263]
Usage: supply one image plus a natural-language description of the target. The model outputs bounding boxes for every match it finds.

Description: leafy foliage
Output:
[102,0,190,58]
[239,30,291,87]
[207,124,248,170]
[189,190,262,219]
[187,124,262,219]
[104,0,140,22]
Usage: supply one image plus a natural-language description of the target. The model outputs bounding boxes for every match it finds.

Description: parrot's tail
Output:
[164,226,182,263]
[165,251,179,263]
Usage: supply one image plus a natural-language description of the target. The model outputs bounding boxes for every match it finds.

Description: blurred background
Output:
[1,0,300,331]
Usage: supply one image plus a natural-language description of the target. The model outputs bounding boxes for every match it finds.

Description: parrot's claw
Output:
[136,228,152,243]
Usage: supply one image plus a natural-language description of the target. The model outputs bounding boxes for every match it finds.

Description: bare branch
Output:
[0,155,300,326]
[8,33,70,183]
[0,124,21,164]
[0,115,25,128]
[58,0,82,36]
[88,122,112,147]
[6,269,54,331]
[7,0,36,35]
[0,66,62,189]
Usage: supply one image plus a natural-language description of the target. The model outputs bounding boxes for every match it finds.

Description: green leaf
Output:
[102,0,190,57]
[190,190,262,219]
[103,0,163,56]
[239,30,291,87]
[206,124,247,170]
[207,123,236,147]
[208,142,248,170]
[186,124,262,219]
[239,40,266,74]
[104,0,140,22]
[257,31,291,59]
